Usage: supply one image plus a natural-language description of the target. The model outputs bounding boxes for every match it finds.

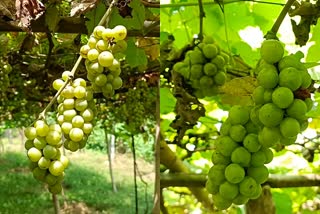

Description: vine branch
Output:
[198,0,205,41]
[270,0,296,35]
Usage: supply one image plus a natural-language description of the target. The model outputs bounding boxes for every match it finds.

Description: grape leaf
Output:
[124,38,148,67]
[84,1,106,35]
[160,87,176,114]
[70,0,98,17]
[45,6,60,32]
[108,0,145,30]
[220,76,257,106]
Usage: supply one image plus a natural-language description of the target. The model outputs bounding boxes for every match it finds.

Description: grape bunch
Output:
[80,25,127,98]
[252,39,313,148]
[53,72,96,152]
[0,63,12,91]
[24,120,69,194]
[172,37,230,98]
[206,105,273,210]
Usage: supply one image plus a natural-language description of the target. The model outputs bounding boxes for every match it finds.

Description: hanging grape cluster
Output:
[252,39,313,148]
[118,80,155,133]
[206,105,273,210]
[80,25,128,98]
[0,63,11,91]
[172,37,230,98]
[53,72,96,152]
[24,120,69,194]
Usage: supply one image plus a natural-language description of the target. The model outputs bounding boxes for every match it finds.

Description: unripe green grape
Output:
[112,76,123,90]
[299,120,309,132]
[219,181,239,200]
[189,50,205,64]
[208,164,227,185]
[46,130,61,146]
[29,162,39,171]
[280,117,300,138]
[250,150,266,167]
[258,103,283,127]
[229,125,247,142]
[33,137,47,150]
[48,182,62,194]
[260,39,284,64]
[263,89,273,103]
[53,79,65,91]
[243,133,261,153]
[211,151,230,165]
[247,165,269,184]
[258,126,281,148]
[83,123,93,134]
[27,147,42,162]
[87,61,104,74]
[69,128,84,142]
[280,135,297,146]
[239,176,258,198]
[24,127,37,140]
[262,147,273,163]
[49,124,62,133]
[305,98,313,111]
[203,62,218,76]
[250,185,262,200]
[96,39,109,52]
[74,86,87,99]
[214,71,226,85]
[278,54,303,71]
[24,140,34,150]
[202,44,218,59]
[63,98,75,110]
[73,78,86,88]
[215,136,238,156]
[233,194,249,205]
[199,76,214,87]
[58,155,69,168]
[80,44,90,58]
[93,26,105,38]
[212,194,232,210]
[211,55,225,69]
[35,122,49,137]
[87,49,100,62]
[75,99,88,112]
[45,173,58,186]
[224,163,245,184]
[72,115,85,128]
[38,157,51,169]
[220,120,231,136]
[286,99,307,120]
[250,106,263,127]
[63,109,77,121]
[102,28,115,40]
[61,85,74,99]
[245,120,260,134]
[300,70,312,89]
[33,167,47,182]
[57,115,64,125]
[231,147,251,167]
[94,74,107,87]
[49,160,64,176]
[102,83,113,95]
[88,36,98,48]
[67,140,79,152]
[272,87,294,109]
[203,36,214,44]
[110,66,121,76]
[62,71,73,82]
[61,122,73,134]
[190,64,203,80]
[98,51,114,67]
[106,73,114,82]
[86,88,94,101]
[206,180,219,194]
[228,105,250,125]
[253,86,265,105]
[113,25,127,40]
[257,67,279,89]
[279,67,302,91]
[109,59,121,72]
[43,145,58,159]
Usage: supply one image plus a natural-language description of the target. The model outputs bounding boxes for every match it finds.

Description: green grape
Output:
[272,87,294,109]
[260,39,284,64]
[231,147,251,167]
[279,67,302,91]
[257,67,279,89]
[247,165,269,184]
[228,105,250,125]
[224,163,245,184]
[219,181,239,200]
[258,103,283,127]
[239,176,258,198]
[280,117,300,138]
[250,150,266,167]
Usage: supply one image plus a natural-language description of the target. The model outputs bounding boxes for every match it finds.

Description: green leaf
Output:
[303,62,320,69]
[124,38,147,67]
[84,2,107,35]
[272,191,293,214]
[160,87,176,114]
[306,43,320,62]
[45,5,60,32]
[108,0,145,30]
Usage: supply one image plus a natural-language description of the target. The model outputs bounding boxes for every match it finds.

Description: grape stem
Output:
[198,0,205,41]
[270,0,295,34]
[37,0,119,119]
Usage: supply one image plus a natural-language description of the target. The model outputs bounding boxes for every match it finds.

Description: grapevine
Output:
[23,0,126,195]
[172,36,230,98]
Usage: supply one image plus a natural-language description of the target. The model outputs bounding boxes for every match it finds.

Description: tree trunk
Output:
[246,186,275,214]
[160,140,213,210]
